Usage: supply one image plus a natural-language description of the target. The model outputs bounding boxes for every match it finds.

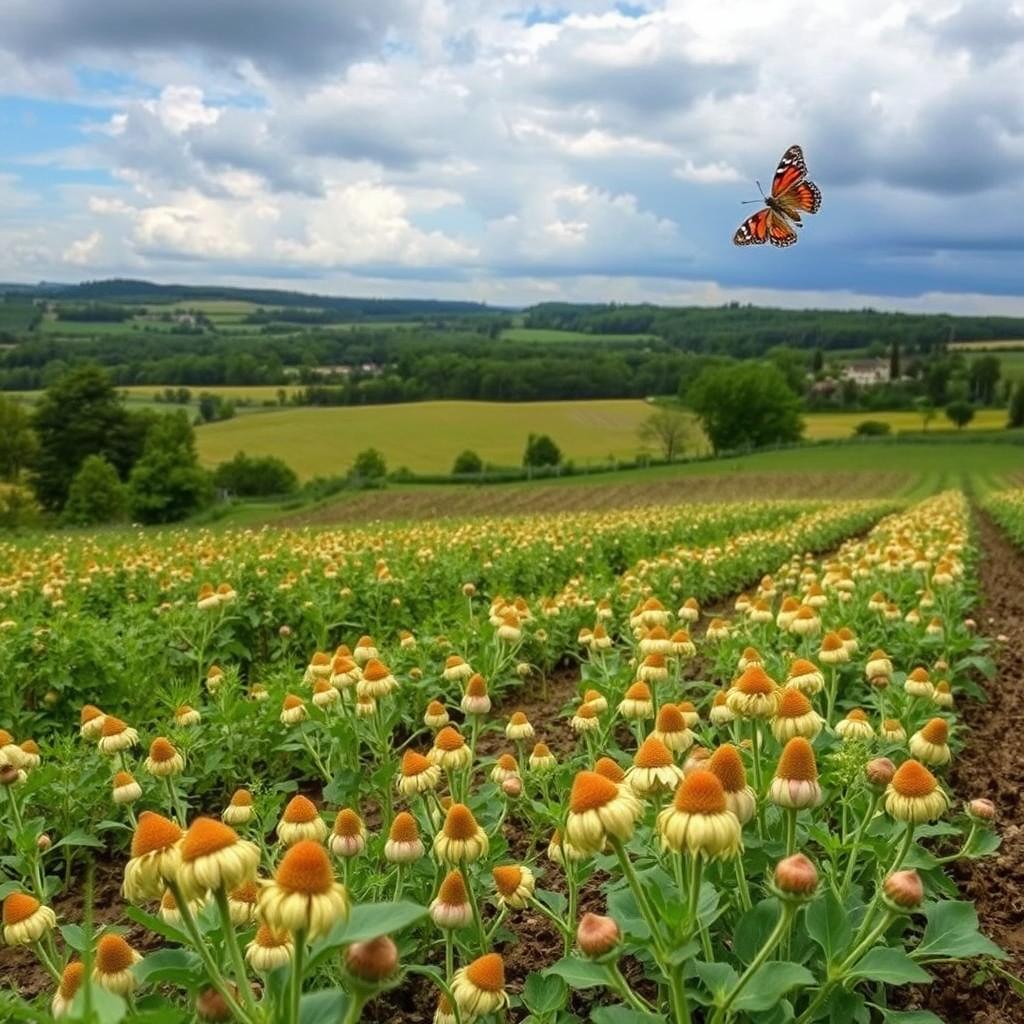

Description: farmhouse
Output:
[841,359,890,386]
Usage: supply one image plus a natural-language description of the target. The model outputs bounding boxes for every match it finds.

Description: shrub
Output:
[350,448,387,484]
[63,455,128,526]
[452,450,484,475]
[945,400,975,430]
[212,452,298,497]
[128,412,213,524]
[853,420,892,437]
[523,433,562,468]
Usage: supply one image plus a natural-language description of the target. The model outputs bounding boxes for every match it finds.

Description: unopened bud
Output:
[0,764,19,787]
[278,625,292,638]
[967,798,996,822]
[501,777,522,799]
[516,662,531,678]
[345,935,399,983]
[869,675,889,690]
[197,984,237,1021]
[462,583,476,597]
[963,618,976,631]
[410,667,423,681]
[37,834,51,851]
[866,757,896,787]
[773,854,819,899]
[883,870,924,911]
[576,913,621,958]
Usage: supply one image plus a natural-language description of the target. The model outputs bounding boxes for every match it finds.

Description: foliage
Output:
[63,455,128,526]
[0,395,38,481]
[212,452,298,497]
[451,449,484,475]
[350,448,387,483]
[854,420,893,437]
[1008,383,1024,429]
[128,411,213,523]
[523,433,562,468]
[945,401,975,430]
[687,363,805,454]
[638,408,689,461]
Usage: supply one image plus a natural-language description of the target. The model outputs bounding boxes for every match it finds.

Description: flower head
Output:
[385,812,424,863]
[772,687,824,742]
[769,738,822,809]
[277,796,328,847]
[430,871,473,929]
[430,727,473,772]
[909,718,952,766]
[625,737,683,797]
[433,804,488,864]
[222,789,254,826]
[246,924,294,971]
[178,817,260,899]
[145,737,185,777]
[727,666,779,719]
[123,811,183,902]
[451,954,508,1018]
[3,891,56,946]
[885,760,948,823]
[492,864,536,909]
[93,934,142,995]
[329,809,367,858]
[656,771,742,859]
[398,750,442,796]
[565,770,642,853]
[707,744,756,824]
[258,840,349,939]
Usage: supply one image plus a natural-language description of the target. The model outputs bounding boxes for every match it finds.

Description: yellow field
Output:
[949,339,1024,351]
[193,400,1012,478]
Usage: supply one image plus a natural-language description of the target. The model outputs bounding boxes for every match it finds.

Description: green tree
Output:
[968,355,1001,405]
[523,433,562,468]
[212,452,298,496]
[945,400,975,430]
[452,450,484,475]
[687,363,805,454]
[914,396,936,431]
[1008,383,1024,429]
[31,366,141,510]
[0,396,38,481]
[63,455,128,526]
[638,408,689,461]
[811,348,824,374]
[128,412,213,524]
[889,340,901,380]
[351,448,387,481]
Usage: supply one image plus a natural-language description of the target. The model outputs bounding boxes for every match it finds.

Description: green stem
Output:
[686,855,703,938]
[445,931,455,982]
[341,993,368,1024]
[785,808,798,856]
[715,904,796,1023]
[934,823,977,865]
[734,858,753,913]
[609,838,664,956]
[565,861,579,957]
[32,940,61,982]
[667,964,693,1024]
[839,792,881,898]
[164,775,188,826]
[213,885,262,1020]
[605,961,659,1014]
[527,896,574,940]
[460,865,488,953]
[289,928,307,1024]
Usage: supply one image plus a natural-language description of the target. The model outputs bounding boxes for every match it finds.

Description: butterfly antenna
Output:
[755,179,766,198]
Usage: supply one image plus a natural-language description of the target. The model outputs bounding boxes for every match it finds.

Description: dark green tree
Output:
[452,450,484,475]
[811,348,824,374]
[0,396,38,482]
[687,363,805,454]
[638,408,689,461]
[63,455,128,526]
[30,366,144,510]
[1009,383,1024,429]
[351,448,387,481]
[523,433,562,468]
[945,401,975,430]
[212,452,298,496]
[889,340,901,380]
[127,412,213,524]
[968,355,1001,405]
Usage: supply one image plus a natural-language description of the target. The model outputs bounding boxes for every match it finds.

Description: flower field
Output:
[0,492,1011,1023]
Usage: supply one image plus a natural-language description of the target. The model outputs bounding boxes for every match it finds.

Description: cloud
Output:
[62,230,102,265]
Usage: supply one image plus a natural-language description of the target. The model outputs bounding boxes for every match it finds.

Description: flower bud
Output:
[501,777,522,800]
[967,798,996,822]
[576,913,620,959]
[37,834,51,851]
[0,764,20,786]
[883,870,924,911]
[197,985,237,1022]
[866,757,896,787]
[345,935,399,983]
[773,854,819,899]
[279,625,292,638]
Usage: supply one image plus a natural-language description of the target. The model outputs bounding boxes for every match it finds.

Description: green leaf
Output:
[545,957,611,990]
[313,900,427,953]
[70,985,127,1023]
[733,898,783,965]
[849,947,931,985]
[123,905,190,946]
[916,901,1006,960]
[805,891,852,964]
[732,961,816,1012]
[134,948,203,987]
[878,1012,944,1024]
[693,960,738,998]
[299,988,351,1024]
[965,829,1002,858]
[48,828,104,852]
[590,1007,660,1024]
[60,923,87,952]
[523,972,568,1014]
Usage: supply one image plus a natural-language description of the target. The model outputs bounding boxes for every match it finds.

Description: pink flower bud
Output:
[883,870,924,910]
[866,757,896,787]
[576,913,621,958]
[501,777,522,799]
[774,854,818,897]
[345,936,399,982]
[967,798,996,822]
[197,985,237,1021]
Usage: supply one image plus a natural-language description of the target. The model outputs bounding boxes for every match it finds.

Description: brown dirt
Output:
[898,508,1024,1023]
[282,471,910,526]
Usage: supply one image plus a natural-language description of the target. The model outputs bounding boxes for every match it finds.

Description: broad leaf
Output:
[732,961,816,1012]
[805,892,852,964]
[523,972,567,1015]
[590,1007,660,1024]
[733,898,784,965]
[545,957,611,990]
[916,902,1006,960]
[299,988,351,1024]
[134,948,203,987]
[849,947,931,985]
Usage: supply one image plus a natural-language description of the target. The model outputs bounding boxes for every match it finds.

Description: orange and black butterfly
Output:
[733,145,821,247]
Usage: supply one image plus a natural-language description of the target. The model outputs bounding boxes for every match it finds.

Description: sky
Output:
[0,0,1022,312]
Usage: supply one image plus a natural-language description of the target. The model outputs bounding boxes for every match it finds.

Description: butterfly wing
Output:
[733,207,771,245]
[734,208,798,247]
[771,145,808,198]
[779,180,822,216]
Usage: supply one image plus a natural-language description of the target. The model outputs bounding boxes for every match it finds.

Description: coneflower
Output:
[222,789,254,826]
[280,695,307,726]
[546,828,585,865]
[885,760,948,823]
[442,655,473,683]
[177,817,260,899]
[79,705,106,740]
[93,934,142,995]
[246,924,293,970]
[398,750,442,796]
[429,727,473,772]
[709,690,735,727]
[174,705,201,728]
[505,711,534,741]
[707,744,756,825]
[451,954,509,1017]
[430,870,473,929]
[618,682,653,721]
[789,605,821,637]
[864,649,893,681]
[904,667,935,700]
[258,840,349,939]
[312,679,340,709]
[123,811,183,902]
[51,961,83,1018]
[909,718,952,766]
[565,770,642,853]
[769,738,822,810]
[329,809,367,858]
[423,700,450,730]
[112,771,142,805]
[433,804,489,864]
[2,891,57,945]
[727,666,779,719]
[772,688,824,742]
[651,704,695,753]
[492,864,536,909]
[835,709,874,741]
[277,796,328,846]
[593,756,626,783]
[656,771,742,859]
[357,659,397,699]
[461,674,491,716]
[145,737,185,778]
[639,627,674,657]
[97,716,139,755]
[818,632,849,665]
[625,737,683,797]
[384,813,424,863]
[528,742,557,772]
[571,702,601,734]
[638,653,669,682]
[880,719,907,743]
[933,681,954,709]
[226,879,259,926]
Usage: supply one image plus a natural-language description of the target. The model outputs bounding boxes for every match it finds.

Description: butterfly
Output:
[733,145,822,247]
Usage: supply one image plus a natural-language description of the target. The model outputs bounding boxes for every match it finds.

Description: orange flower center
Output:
[113,771,136,788]
[131,811,183,858]
[788,659,817,677]
[673,770,727,814]
[496,754,518,772]
[283,795,319,824]
[59,962,84,999]
[3,891,40,925]
[275,840,335,894]
[821,633,844,651]
[708,744,747,793]
[149,737,176,762]
[492,866,523,896]
[777,688,813,717]
[80,705,102,724]
[593,757,625,783]
[230,880,259,904]
[465,952,506,992]
[426,701,447,717]
[883,719,903,732]
[96,934,136,974]
[333,809,363,837]
[634,737,673,769]
[311,651,330,667]
[891,759,938,796]
[583,690,602,703]
[101,715,128,737]
[401,750,431,776]
[443,804,480,840]
[230,789,253,807]
[734,666,776,695]
[920,719,949,744]
[624,682,651,701]
[569,771,619,813]
[846,709,868,722]
[532,743,552,758]
[466,675,487,697]
[656,705,685,732]
[575,703,597,720]
[363,659,390,682]
[282,694,304,710]
[256,924,291,947]
[776,738,818,782]
[181,817,239,861]
[907,668,930,683]
[508,711,528,726]
[713,690,728,707]
[438,870,469,904]
[435,727,465,752]
[389,812,419,844]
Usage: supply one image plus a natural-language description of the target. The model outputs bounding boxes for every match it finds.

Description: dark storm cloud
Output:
[921,1,1024,60]
[0,0,414,77]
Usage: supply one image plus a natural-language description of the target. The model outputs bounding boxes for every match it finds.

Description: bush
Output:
[945,401,975,430]
[212,452,298,497]
[63,455,128,526]
[523,433,562,468]
[350,448,387,482]
[853,420,892,437]
[452,450,484,475]
[0,487,41,530]
[128,412,213,524]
